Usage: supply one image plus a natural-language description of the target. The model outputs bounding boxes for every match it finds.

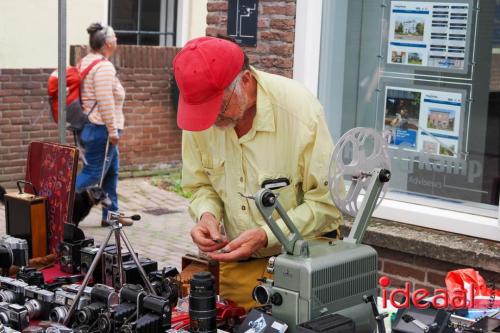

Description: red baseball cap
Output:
[173,37,244,131]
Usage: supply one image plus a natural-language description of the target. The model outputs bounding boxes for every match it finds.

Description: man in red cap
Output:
[174,36,342,310]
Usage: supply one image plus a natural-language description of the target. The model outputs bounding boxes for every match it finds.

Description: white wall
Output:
[177,0,207,47]
[0,0,107,69]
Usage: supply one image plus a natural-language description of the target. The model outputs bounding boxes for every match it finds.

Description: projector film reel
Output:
[328,127,391,217]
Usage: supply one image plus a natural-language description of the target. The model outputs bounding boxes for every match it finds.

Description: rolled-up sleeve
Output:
[181,131,224,222]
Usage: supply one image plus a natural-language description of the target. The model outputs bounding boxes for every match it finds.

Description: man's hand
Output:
[208,228,268,262]
[190,213,227,253]
[109,136,120,146]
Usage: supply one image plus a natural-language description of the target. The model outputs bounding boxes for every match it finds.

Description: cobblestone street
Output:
[0,177,198,270]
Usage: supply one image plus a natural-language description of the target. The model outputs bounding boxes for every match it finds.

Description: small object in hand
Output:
[217,248,230,254]
[212,238,223,244]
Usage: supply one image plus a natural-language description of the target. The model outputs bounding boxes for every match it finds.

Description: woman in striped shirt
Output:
[75,22,133,227]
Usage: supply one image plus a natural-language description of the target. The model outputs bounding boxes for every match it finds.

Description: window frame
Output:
[108,0,178,46]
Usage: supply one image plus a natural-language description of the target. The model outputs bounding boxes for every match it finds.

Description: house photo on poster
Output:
[387,1,471,71]
[384,86,463,157]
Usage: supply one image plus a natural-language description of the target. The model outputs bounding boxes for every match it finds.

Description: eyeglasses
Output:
[220,84,237,117]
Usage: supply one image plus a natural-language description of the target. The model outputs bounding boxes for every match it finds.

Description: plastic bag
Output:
[445,268,500,309]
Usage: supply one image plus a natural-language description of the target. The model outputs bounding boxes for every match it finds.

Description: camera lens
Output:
[97,314,112,333]
[49,306,68,323]
[0,290,16,303]
[0,311,9,325]
[77,302,105,325]
[24,299,42,319]
[189,272,216,333]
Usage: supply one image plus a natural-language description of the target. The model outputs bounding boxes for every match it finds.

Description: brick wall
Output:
[0,45,181,187]
[206,0,296,78]
[375,246,500,293]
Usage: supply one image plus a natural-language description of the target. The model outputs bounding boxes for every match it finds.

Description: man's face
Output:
[214,75,248,128]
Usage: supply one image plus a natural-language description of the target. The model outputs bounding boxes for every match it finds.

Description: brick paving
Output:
[0,177,198,270]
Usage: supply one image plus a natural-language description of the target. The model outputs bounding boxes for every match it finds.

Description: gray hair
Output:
[87,22,116,51]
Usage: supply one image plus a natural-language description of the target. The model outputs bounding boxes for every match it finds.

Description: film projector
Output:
[247,128,392,333]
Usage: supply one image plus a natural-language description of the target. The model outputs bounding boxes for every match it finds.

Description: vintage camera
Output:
[23,285,55,320]
[59,238,94,274]
[80,245,116,284]
[189,272,217,333]
[16,267,44,287]
[112,258,158,290]
[102,247,134,288]
[96,284,145,333]
[49,288,91,323]
[0,236,29,268]
[76,284,118,326]
[121,295,172,333]
[0,277,28,304]
[148,267,180,306]
[0,302,29,331]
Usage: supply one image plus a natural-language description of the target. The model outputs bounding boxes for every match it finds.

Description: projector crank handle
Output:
[240,190,306,256]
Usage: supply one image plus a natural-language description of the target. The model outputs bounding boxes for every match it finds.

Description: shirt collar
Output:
[251,68,275,133]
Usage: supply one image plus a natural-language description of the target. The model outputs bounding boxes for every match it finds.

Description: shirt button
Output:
[241,205,246,211]
[240,176,244,182]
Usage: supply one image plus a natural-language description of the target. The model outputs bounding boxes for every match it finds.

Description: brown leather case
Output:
[4,191,49,258]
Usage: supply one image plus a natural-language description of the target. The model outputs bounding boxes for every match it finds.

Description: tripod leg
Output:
[120,230,157,296]
[114,228,124,288]
[63,227,115,327]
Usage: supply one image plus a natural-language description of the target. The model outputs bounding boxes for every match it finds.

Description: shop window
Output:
[319,0,499,227]
[108,0,178,46]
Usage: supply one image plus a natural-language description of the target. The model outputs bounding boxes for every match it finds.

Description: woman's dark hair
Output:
[87,22,107,51]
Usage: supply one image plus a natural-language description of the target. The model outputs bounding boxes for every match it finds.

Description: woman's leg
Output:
[75,124,109,191]
[101,145,119,220]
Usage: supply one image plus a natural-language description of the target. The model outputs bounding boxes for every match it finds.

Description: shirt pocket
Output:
[201,153,226,198]
[257,172,297,208]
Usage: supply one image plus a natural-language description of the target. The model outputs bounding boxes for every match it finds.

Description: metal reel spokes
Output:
[328,128,391,217]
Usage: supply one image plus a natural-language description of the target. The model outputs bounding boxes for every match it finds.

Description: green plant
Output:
[151,172,192,199]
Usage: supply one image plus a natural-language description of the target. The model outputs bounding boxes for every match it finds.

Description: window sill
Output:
[373,198,500,242]
[341,216,500,274]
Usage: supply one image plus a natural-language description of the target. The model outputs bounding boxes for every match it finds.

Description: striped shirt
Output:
[80,52,125,138]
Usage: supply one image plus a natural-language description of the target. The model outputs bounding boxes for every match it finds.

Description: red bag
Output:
[47,58,104,128]
[445,268,500,309]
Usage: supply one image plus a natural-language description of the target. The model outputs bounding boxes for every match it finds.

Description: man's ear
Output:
[241,70,252,85]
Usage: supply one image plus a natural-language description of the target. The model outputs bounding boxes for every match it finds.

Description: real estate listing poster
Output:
[384,86,463,157]
[387,1,470,71]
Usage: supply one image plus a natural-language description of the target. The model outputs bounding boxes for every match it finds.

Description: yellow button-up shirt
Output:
[181,69,343,258]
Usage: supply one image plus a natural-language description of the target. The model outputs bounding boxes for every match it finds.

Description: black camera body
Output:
[80,245,115,284]
[0,235,29,268]
[112,258,158,289]
[23,285,55,320]
[96,284,145,333]
[148,267,180,306]
[102,247,135,288]
[0,302,29,331]
[16,267,45,287]
[59,238,94,274]
[0,277,28,304]
[121,295,172,333]
[76,284,118,326]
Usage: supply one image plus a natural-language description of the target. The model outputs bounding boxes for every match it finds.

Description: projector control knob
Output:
[271,292,283,306]
[266,257,276,274]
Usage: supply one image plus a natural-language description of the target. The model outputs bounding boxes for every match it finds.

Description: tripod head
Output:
[104,212,141,227]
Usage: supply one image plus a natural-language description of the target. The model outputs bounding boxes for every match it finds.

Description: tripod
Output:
[62,211,157,326]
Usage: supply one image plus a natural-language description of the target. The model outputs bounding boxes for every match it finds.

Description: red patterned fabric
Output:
[25,141,79,256]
